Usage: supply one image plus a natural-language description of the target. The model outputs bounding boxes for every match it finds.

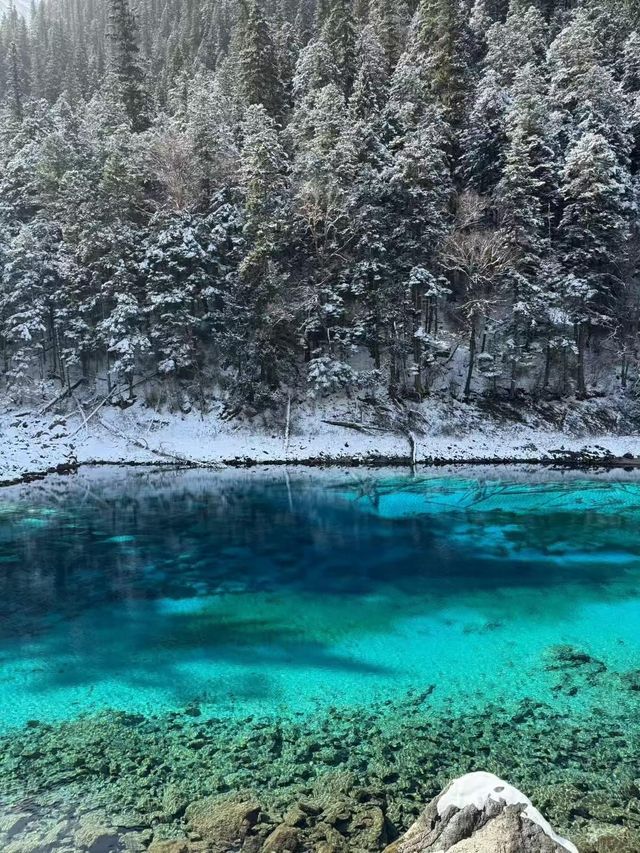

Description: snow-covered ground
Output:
[1,393,639,485]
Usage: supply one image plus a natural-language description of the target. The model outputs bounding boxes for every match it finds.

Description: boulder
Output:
[261,823,301,852]
[147,841,190,853]
[384,772,579,853]
[185,795,260,847]
[74,821,121,852]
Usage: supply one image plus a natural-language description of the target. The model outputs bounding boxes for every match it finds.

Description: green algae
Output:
[1,674,639,852]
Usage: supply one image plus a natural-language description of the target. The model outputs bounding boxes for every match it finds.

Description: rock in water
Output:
[184,795,261,848]
[384,772,579,853]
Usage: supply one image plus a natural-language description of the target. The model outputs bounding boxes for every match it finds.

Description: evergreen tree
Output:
[485,0,547,86]
[239,0,284,116]
[322,0,357,95]
[549,11,634,165]
[107,0,150,131]
[408,0,470,128]
[7,41,23,121]
[558,132,632,395]
[369,0,408,72]
[460,69,509,194]
[230,105,295,399]
[494,63,558,395]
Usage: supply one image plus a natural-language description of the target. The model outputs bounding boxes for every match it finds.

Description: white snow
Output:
[1,393,639,485]
[438,772,579,853]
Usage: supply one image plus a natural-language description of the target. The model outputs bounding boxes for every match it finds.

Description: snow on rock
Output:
[384,771,579,852]
[437,772,578,853]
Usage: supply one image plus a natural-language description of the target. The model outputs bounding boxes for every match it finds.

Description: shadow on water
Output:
[2,468,640,720]
[0,590,396,707]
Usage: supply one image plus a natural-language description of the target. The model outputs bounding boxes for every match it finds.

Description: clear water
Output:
[1,466,640,735]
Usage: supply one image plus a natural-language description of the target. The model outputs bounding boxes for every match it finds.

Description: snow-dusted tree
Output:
[408,0,470,129]
[349,25,388,122]
[240,0,285,117]
[1,224,49,394]
[468,0,493,65]
[107,0,151,131]
[289,80,360,388]
[183,72,241,203]
[292,37,338,99]
[97,274,149,396]
[548,10,634,165]
[226,104,296,404]
[368,0,409,72]
[7,41,23,121]
[484,0,547,87]
[380,107,452,391]
[460,69,509,195]
[494,63,559,394]
[558,132,633,396]
[623,31,640,94]
[442,192,514,398]
[322,0,357,95]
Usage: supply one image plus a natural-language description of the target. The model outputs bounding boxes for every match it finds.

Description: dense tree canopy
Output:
[0,0,639,409]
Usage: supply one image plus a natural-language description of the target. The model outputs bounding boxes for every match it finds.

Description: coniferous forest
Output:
[1,0,639,412]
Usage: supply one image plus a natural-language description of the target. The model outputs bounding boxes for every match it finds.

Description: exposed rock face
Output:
[384,773,579,853]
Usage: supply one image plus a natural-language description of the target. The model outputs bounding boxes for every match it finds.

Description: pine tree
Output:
[381,106,452,391]
[549,11,634,165]
[292,36,338,99]
[623,31,640,94]
[408,0,470,129]
[349,24,388,122]
[460,69,509,195]
[322,0,357,95]
[239,0,284,117]
[107,0,151,131]
[484,0,547,86]
[240,104,289,233]
[494,63,558,395]
[7,41,24,122]
[559,132,632,395]
[468,0,492,64]
[369,0,408,72]
[229,105,295,400]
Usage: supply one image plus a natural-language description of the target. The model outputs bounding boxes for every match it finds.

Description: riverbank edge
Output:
[3,393,640,487]
[2,446,640,489]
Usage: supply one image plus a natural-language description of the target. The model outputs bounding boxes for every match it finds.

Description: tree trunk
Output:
[464,322,476,399]
[413,282,423,396]
[576,322,587,397]
[543,342,551,390]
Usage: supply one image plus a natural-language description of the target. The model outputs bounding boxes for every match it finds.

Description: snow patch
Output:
[2,394,640,485]
[438,771,579,853]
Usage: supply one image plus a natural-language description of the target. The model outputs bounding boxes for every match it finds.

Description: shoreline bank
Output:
[2,397,640,487]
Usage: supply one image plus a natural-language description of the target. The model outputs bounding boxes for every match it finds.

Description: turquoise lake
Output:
[3,466,640,851]
[1,466,640,733]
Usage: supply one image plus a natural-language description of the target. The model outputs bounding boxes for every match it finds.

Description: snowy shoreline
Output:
[2,397,640,488]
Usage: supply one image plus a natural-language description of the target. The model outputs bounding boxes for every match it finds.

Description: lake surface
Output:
[1,466,640,850]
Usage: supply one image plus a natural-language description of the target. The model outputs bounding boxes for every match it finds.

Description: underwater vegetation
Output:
[1,468,640,851]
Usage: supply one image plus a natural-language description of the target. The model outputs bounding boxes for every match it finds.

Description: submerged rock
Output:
[383,772,579,853]
[147,841,190,853]
[74,820,121,852]
[185,795,261,848]
[261,823,301,851]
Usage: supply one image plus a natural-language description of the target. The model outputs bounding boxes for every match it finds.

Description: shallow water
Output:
[1,466,640,734]
[3,467,640,851]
